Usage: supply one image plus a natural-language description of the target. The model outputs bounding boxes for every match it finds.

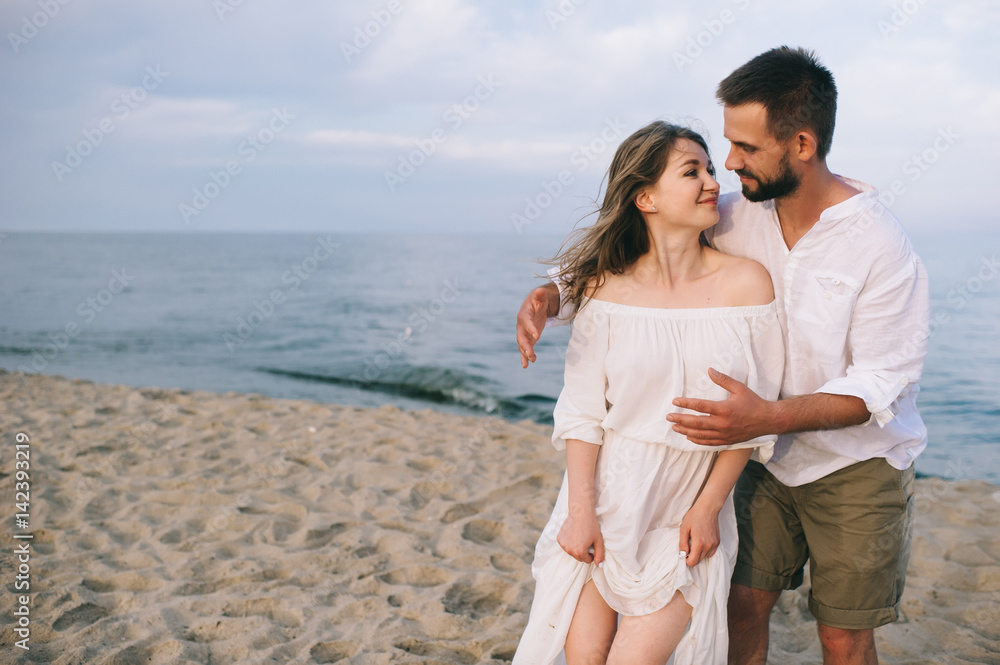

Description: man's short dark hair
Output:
[716,46,837,160]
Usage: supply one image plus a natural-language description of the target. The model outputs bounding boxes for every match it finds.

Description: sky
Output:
[0,0,997,235]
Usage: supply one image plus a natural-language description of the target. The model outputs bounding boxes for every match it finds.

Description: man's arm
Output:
[667,369,869,446]
[516,281,559,368]
[669,243,928,446]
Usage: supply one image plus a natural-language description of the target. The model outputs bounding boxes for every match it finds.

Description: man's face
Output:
[723,103,801,202]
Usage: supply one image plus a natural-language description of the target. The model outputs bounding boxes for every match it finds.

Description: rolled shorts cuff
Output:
[732,562,803,592]
[808,595,900,631]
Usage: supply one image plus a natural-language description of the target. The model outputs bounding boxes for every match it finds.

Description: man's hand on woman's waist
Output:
[668,368,869,445]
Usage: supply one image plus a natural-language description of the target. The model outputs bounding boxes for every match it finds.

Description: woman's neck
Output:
[633,226,708,287]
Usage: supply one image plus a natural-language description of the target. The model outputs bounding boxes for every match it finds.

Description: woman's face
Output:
[642,138,720,231]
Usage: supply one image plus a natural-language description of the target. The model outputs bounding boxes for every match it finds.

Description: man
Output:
[515,46,929,665]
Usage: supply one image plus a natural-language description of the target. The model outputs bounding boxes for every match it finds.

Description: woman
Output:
[512,121,784,665]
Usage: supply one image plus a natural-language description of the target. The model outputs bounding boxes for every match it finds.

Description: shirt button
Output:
[832,279,841,285]
[825,292,832,300]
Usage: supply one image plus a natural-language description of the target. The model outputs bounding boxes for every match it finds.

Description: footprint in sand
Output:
[269,519,302,543]
[490,552,523,573]
[53,602,111,631]
[409,482,443,509]
[461,519,504,545]
[28,528,57,555]
[491,643,520,661]
[443,578,513,620]
[305,522,357,549]
[310,640,359,663]
[173,577,241,596]
[393,638,480,664]
[83,494,119,520]
[441,502,480,524]
[378,565,450,587]
[82,572,162,592]
[223,597,302,627]
[183,618,252,643]
[158,529,184,544]
[484,475,548,503]
[106,639,183,665]
[107,522,153,548]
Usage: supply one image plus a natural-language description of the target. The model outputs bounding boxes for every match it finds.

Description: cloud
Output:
[0,0,996,232]
[117,97,250,142]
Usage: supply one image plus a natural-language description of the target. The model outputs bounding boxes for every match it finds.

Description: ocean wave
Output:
[257,365,555,422]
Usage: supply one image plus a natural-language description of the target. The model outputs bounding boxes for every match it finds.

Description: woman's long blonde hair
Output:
[545,121,711,314]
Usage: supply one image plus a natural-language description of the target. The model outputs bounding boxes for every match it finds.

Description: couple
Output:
[512,47,930,665]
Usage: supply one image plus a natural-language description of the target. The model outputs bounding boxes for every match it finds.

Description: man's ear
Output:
[793,130,819,162]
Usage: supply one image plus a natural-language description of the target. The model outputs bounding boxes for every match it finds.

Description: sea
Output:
[1,231,997,483]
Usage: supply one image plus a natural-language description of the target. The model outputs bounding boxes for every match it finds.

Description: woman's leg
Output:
[565,579,618,665]
[606,590,692,665]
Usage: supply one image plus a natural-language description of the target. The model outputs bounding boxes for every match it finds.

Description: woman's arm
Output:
[556,438,605,565]
[678,448,753,566]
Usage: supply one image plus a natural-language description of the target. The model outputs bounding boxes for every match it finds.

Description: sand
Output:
[0,369,997,665]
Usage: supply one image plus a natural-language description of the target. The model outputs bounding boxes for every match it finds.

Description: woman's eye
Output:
[685,170,697,177]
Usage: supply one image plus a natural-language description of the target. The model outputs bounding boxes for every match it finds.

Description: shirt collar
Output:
[817,176,880,224]
[730,175,882,224]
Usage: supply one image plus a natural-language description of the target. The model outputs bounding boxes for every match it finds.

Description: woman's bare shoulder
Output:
[711,251,774,306]
[583,271,618,300]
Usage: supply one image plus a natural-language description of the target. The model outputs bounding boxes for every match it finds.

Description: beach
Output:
[0,369,997,664]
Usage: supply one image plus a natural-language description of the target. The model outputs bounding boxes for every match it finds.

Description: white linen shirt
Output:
[548,177,930,486]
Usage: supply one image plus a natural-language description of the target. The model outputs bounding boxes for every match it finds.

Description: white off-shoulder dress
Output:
[513,298,785,665]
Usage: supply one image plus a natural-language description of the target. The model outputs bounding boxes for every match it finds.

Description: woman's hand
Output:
[557,506,605,565]
[678,500,721,567]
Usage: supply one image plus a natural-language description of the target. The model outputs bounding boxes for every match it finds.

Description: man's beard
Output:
[738,152,801,202]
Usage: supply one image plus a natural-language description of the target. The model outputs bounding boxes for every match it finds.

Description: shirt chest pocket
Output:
[797,272,860,361]
[812,273,860,303]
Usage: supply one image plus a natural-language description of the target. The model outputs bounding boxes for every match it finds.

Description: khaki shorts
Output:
[733,457,915,630]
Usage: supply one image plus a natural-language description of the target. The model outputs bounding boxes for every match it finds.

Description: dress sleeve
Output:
[743,304,786,463]
[545,266,579,328]
[813,253,930,427]
[745,303,785,403]
[551,303,611,451]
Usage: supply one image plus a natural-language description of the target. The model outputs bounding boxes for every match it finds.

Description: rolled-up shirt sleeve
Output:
[814,252,930,427]
[545,266,579,328]
[551,303,610,450]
